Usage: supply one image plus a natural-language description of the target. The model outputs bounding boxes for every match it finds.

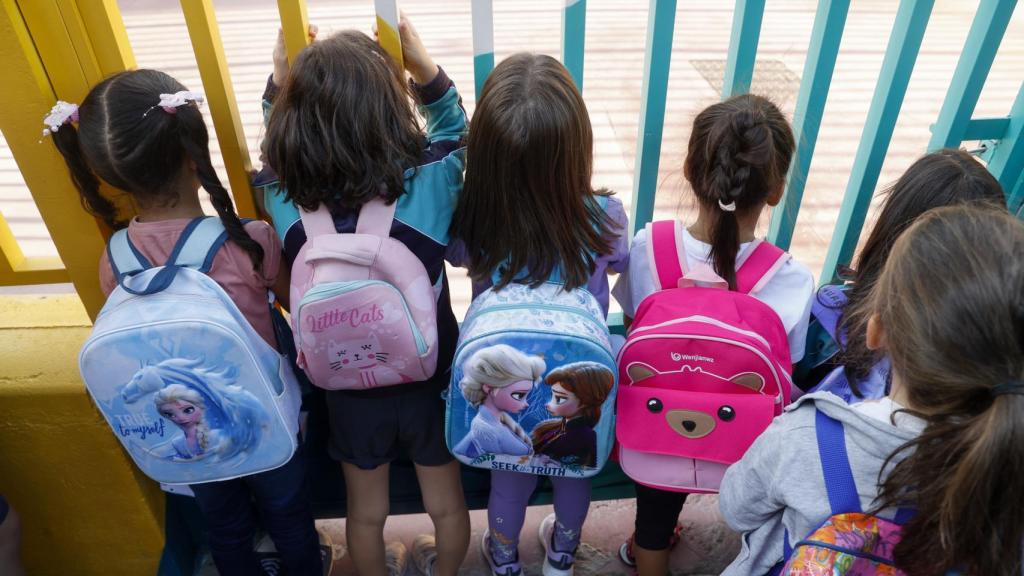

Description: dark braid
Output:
[52,123,124,230]
[684,94,795,289]
[49,69,264,271]
[177,123,264,272]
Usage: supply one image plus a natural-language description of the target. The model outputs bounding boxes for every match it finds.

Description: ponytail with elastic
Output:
[50,112,125,230]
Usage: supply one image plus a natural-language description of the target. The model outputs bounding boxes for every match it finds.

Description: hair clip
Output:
[144,91,205,117]
[41,101,79,137]
[718,199,737,212]
[991,381,1024,397]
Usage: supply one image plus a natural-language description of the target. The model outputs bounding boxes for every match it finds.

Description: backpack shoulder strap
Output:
[811,284,849,342]
[646,220,688,291]
[355,196,397,237]
[107,228,152,280]
[735,240,790,295]
[299,204,338,240]
[815,409,862,514]
[170,217,229,273]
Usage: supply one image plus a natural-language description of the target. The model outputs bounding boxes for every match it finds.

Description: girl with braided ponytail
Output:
[612,94,814,575]
[50,69,323,575]
[719,205,1024,575]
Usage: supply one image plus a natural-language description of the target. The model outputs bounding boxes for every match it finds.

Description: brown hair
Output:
[837,149,1005,394]
[541,361,614,427]
[683,94,794,289]
[264,31,423,211]
[871,205,1024,576]
[51,70,263,270]
[450,53,615,291]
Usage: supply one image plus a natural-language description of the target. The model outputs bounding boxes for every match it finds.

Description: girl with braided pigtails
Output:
[49,69,323,575]
[612,94,815,576]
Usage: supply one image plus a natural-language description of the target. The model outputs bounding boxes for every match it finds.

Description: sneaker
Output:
[538,513,575,576]
[618,523,683,568]
[411,534,438,576]
[480,530,522,576]
[257,553,283,576]
[317,526,340,576]
[385,541,409,576]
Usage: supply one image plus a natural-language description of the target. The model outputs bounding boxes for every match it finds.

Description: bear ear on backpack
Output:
[627,363,659,384]
[729,372,765,392]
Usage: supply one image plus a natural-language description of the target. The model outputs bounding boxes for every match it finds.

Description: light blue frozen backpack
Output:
[79,217,301,485]
[446,281,617,478]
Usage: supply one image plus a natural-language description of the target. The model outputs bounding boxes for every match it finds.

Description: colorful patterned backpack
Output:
[777,410,911,575]
[289,198,438,390]
[79,217,301,484]
[446,283,617,477]
[616,220,794,492]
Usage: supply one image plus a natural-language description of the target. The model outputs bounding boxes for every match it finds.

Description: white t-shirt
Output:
[611,226,815,362]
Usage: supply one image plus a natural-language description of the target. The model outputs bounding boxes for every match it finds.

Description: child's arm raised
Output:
[396,14,466,145]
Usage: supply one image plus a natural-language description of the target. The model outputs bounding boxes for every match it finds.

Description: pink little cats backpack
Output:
[290,197,438,390]
[616,220,794,492]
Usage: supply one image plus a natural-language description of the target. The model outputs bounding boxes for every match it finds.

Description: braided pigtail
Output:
[685,95,794,290]
[177,121,264,272]
[51,123,124,230]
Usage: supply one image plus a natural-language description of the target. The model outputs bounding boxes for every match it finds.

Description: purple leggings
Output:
[487,470,592,565]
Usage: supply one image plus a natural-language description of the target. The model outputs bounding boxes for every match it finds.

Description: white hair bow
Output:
[145,91,205,116]
[41,101,79,137]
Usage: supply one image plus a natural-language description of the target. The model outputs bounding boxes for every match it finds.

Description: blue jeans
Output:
[191,446,321,576]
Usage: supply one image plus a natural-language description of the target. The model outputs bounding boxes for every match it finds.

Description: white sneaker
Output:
[538,513,575,576]
[480,530,522,576]
[411,534,438,576]
[385,541,409,576]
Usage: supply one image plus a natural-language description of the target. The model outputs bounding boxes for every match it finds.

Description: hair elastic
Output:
[41,101,79,137]
[991,381,1024,397]
[143,91,205,117]
[718,198,737,212]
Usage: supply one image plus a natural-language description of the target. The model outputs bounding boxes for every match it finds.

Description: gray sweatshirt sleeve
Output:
[719,417,789,531]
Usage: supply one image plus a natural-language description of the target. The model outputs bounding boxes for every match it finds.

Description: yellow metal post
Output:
[0,0,121,316]
[277,0,310,64]
[375,0,404,67]
[74,0,136,75]
[180,0,258,218]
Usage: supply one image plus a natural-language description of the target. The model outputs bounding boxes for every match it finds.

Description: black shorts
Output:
[634,482,688,550]
[325,381,453,470]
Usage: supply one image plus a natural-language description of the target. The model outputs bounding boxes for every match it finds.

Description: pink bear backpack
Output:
[616,219,794,492]
[290,197,438,390]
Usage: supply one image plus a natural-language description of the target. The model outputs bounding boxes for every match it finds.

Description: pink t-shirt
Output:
[99,217,283,348]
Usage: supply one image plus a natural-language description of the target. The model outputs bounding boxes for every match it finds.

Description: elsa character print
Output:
[531,361,614,468]
[453,345,546,460]
[121,357,267,462]
[154,384,218,460]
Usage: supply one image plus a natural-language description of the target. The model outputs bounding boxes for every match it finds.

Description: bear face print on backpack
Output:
[79,218,301,485]
[616,220,794,493]
[446,282,617,477]
[290,197,438,390]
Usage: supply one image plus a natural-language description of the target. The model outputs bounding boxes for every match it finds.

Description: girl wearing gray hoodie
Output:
[719,205,1024,576]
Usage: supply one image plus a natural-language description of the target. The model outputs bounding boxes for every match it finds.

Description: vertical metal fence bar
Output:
[180,0,257,218]
[820,0,934,283]
[630,0,677,235]
[471,0,494,98]
[374,0,403,67]
[990,83,1024,211]
[74,0,135,76]
[927,0,1016,151]
[562,0,587,90]
[277,0,310,64]
[767,0,850,250]
[721,0,765,98]
[1,0,109,313]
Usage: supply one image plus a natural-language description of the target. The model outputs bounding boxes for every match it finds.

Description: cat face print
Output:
[328,333,389,371]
